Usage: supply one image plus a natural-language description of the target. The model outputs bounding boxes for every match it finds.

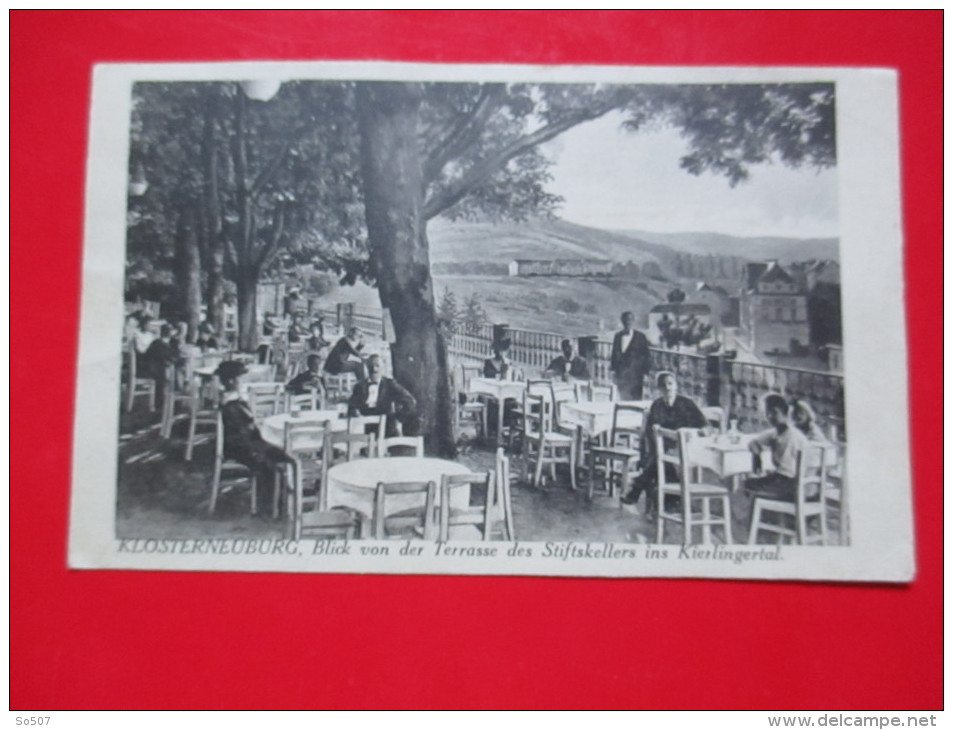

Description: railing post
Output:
[705,352,732,407]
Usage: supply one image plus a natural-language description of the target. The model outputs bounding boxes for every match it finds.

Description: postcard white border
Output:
[69,62,912,581]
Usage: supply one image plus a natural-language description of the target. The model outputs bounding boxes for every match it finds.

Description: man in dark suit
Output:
[142,324,180,412]
[348,355,420,437]
[286,354,327,396]
[609,311,651,400]
[324,326,367,381]
[545,339,591,381]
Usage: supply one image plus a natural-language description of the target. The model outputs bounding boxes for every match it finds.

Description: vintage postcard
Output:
[70,61,912,580]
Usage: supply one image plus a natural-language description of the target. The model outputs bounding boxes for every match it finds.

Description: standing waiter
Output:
[609,311,651,400]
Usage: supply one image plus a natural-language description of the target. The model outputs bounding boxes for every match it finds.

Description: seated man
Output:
[544,339,590,381]
[286,353,327,397]
[348,355,420,438]
[305,319,328,351]
[744,394,810,501]
[621,371,707,512]
[325,326,368,381]
[216,361,292,513]
[142,324,181,411]
[195,321,219,351]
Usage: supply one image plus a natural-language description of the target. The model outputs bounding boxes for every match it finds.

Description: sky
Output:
[542,111,839,239]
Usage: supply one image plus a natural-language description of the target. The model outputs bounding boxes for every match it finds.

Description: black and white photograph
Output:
[70,62,912,580]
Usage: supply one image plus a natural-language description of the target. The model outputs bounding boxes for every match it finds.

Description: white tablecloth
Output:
[325,457,472,521]
[559,400,653,438]
[261,410,348,447]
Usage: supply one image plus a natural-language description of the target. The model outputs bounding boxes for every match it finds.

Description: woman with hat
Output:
[215,361,293,514]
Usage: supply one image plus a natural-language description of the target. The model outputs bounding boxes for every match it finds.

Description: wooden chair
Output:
[748,446,827,546]
[438,471,495,541]
[209,411,258,515]
[373,481,437,540]
[379,435,425,457]
[285,388,325,413]
[323,372,357,403]
[184,377,218,461]
[321,432,377,506]
[282,421,357,539]
[124,343,156,412]
[587,403,646,500]
[348,413,388,438]
[522,391,577,490]
[824,448,849,546]
[454,364,487,439]
[701,406,727,434]
[494,447,516,541]
[655,426,733,545]
[246,383,285,422]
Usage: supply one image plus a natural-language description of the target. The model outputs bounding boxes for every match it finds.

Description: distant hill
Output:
[615,228,840,264]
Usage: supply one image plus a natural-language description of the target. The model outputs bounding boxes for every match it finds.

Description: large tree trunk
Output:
[174,204,203,341]
[356,82,456,457]
[235,269,259,353]
[201,87,226,334]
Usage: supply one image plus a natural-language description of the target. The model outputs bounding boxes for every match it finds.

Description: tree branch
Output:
[250,142,289,199]
[255,202,286,271]
[422,104,617,220]
[422,84,506,184]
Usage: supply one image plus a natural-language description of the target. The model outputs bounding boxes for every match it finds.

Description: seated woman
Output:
[216,361,292,513]
[195,321,219,351]
[483,339,511,380]
[620,371,707,514]
[790,398,831,443]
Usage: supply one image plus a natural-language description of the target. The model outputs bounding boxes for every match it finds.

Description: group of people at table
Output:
[126,308,835,534]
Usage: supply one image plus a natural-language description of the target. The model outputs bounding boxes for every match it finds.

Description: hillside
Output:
[616,228,840,263]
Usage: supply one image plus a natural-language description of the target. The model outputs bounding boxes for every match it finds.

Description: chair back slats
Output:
[286,389,326,413]
[373,481,437,539]
[348,414,387,438]
[611,403,646,450]
[701,406,727,433]
[379,435,425,457]
[438,472,493,542]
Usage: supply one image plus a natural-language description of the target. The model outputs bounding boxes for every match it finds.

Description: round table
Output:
[261,410,348,447]
[325,457,472,529]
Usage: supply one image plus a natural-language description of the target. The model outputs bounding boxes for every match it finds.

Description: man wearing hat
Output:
[216,361,292,513]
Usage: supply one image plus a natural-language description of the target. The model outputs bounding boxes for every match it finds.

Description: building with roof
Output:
[739,260,810,358]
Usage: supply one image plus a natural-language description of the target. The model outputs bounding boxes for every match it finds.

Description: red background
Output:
[10,11,942,709]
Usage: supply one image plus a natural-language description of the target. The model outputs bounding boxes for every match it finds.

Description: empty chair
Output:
[438,471,495,541]
[124,342,156,412]
[454,364,487,439]
[246,383,285,422]
[748,446,827,546]
[587,403,645,500]
[494,447,516,541]
[701,406,727,434]
[379,435,425,457]
[655,426,732,545]
[209,411,258,515]
[282,421,356,540]
[522,391,577,490]
[373,481,437,540]
[321,432,377,502]
[348,413,388,437]
[286,389,325,413]
[323,372,357,404]
[184,376,218,461]
[824,449,849,546]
